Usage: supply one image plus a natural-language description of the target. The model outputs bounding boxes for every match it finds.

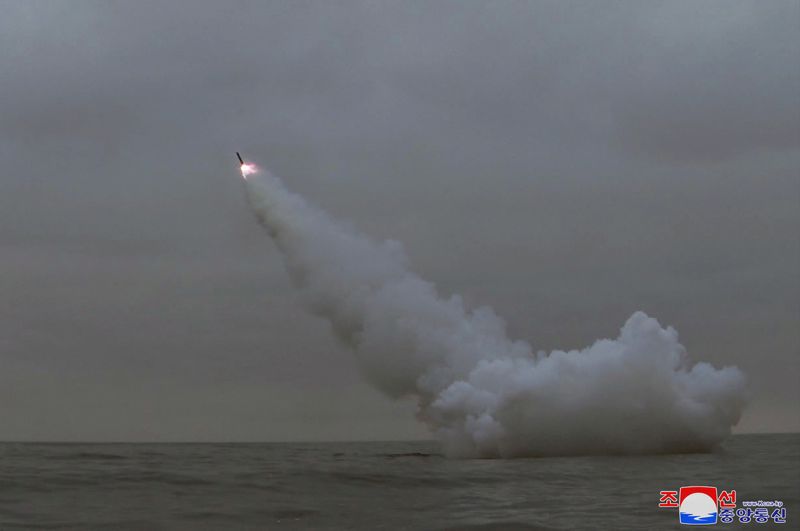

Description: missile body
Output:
[236,152,244,165]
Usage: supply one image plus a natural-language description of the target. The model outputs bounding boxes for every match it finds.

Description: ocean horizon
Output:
[1,433,796,529]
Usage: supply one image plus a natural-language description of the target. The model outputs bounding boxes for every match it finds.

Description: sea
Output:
[1,434,797,530]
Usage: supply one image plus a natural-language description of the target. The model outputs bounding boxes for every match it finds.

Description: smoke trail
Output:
[243,170,747,458]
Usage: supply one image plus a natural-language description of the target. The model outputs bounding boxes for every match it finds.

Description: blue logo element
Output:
[679,511,718,525]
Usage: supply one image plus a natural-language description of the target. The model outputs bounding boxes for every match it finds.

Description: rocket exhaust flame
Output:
[236,152,257,178]
[240,164,257,179]
[240,167,747,458]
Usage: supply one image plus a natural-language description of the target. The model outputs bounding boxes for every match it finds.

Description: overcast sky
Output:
[1,0,798,441]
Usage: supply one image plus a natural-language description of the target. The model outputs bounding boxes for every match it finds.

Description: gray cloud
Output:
[1,0,797,441]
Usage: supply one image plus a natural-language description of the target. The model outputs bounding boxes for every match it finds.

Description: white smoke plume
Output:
[243,169,747,458]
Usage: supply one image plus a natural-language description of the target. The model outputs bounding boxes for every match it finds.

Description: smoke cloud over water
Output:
[243,170,747,458]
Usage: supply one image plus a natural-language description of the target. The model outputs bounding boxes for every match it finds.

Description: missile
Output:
[236,152,244,165]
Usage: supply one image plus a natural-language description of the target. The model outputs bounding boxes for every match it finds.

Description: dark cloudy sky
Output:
[1,1,798,441]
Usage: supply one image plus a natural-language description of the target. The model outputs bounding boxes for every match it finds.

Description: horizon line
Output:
[0,432,797,445]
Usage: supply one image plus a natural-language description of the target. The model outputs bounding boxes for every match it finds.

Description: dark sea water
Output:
[0,434,797,530]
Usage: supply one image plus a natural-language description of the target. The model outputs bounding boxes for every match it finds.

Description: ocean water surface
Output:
[0,434,797,530]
